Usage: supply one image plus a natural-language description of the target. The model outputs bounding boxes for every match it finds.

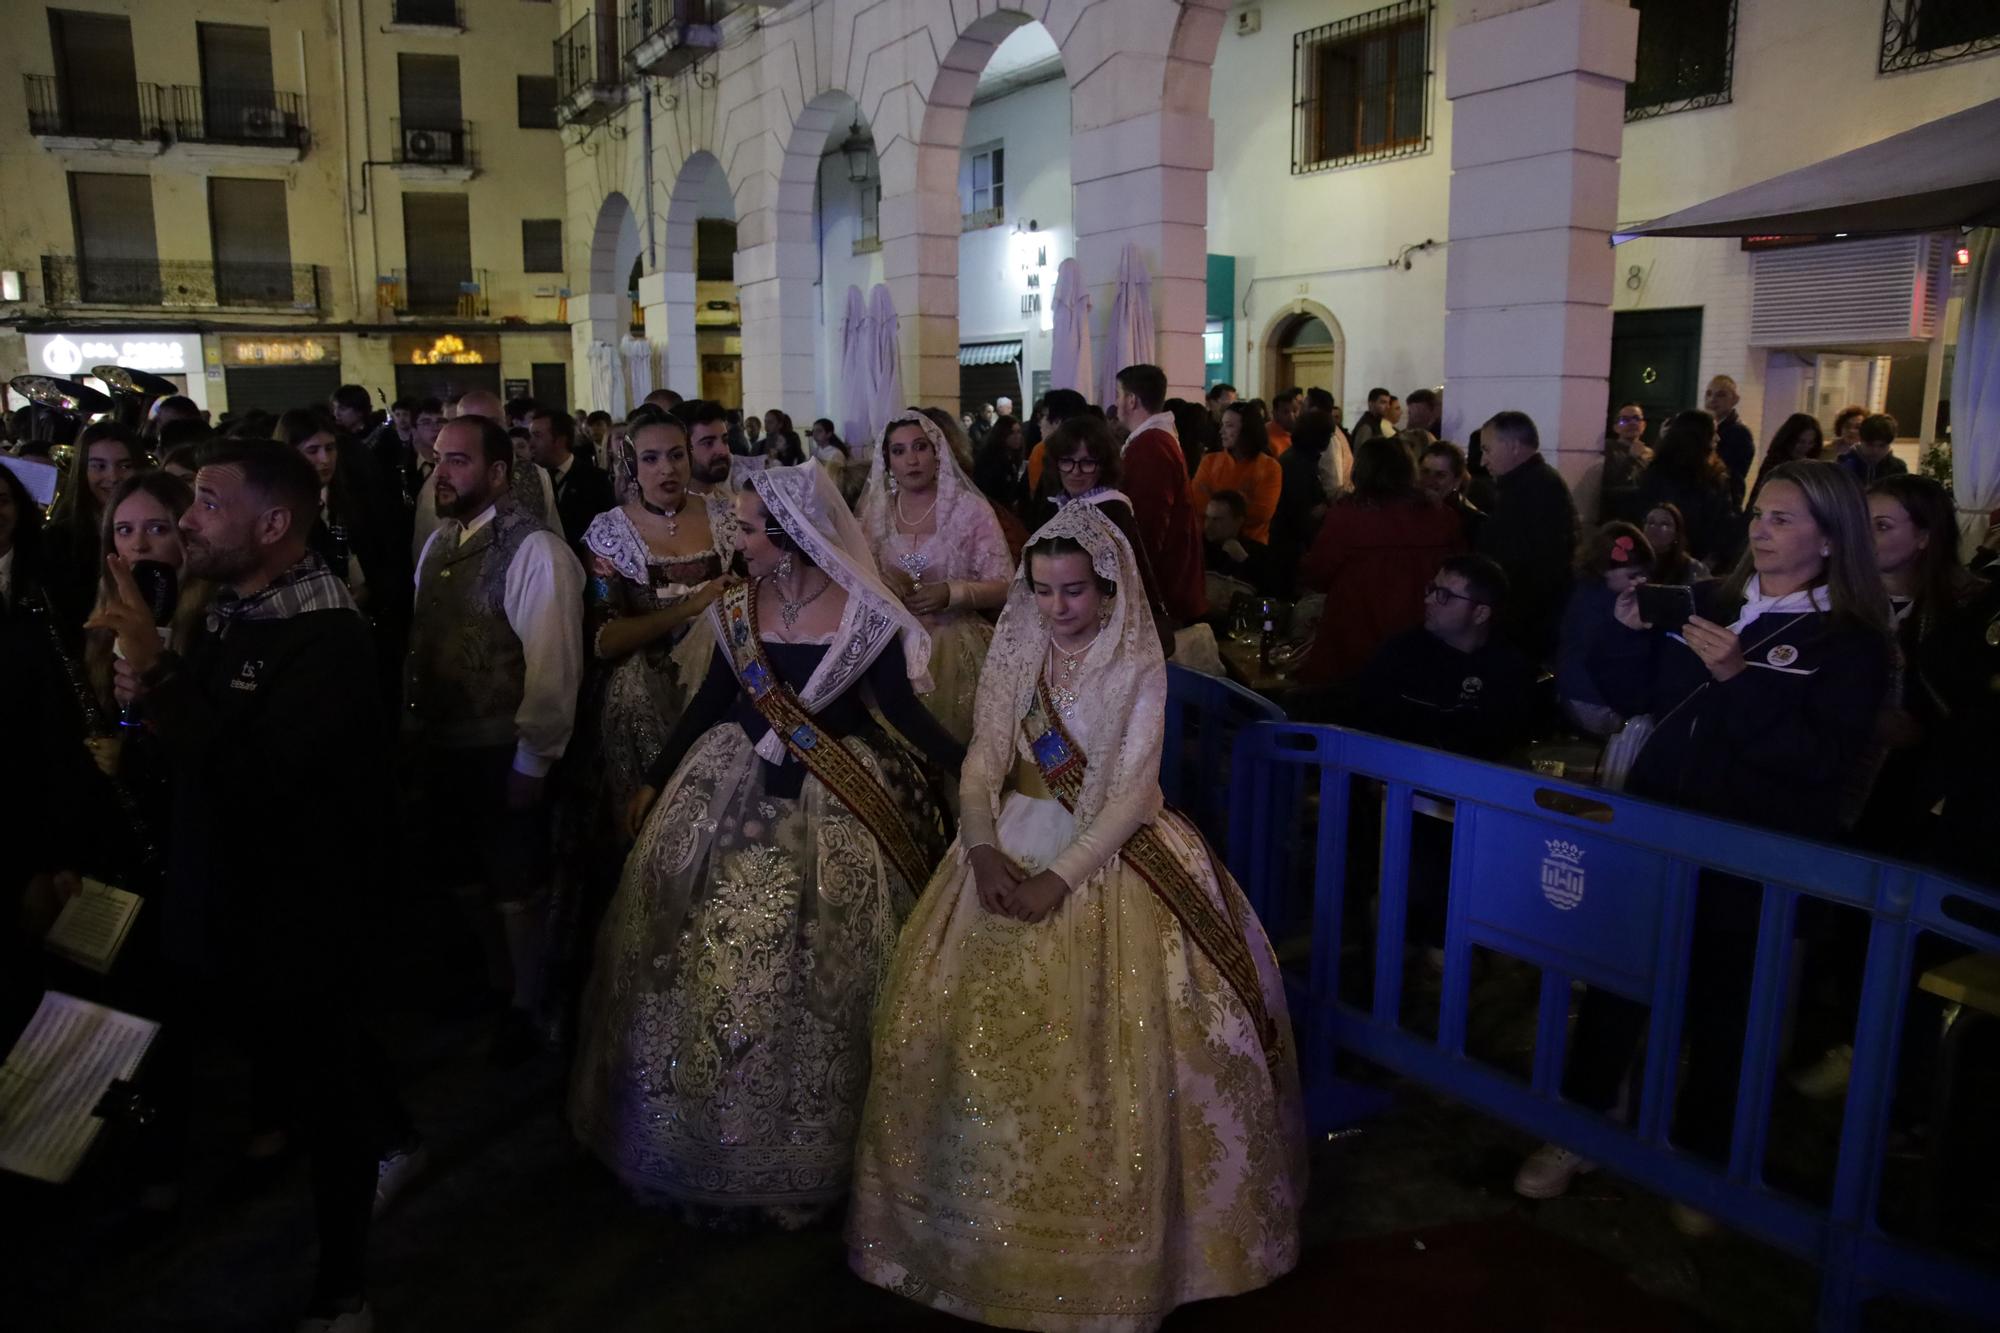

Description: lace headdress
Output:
[729,461,933,763]
[856,409,986,559]
[975,500,1166,832]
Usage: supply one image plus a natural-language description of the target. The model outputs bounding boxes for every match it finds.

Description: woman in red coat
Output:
[1296,435,1466,685]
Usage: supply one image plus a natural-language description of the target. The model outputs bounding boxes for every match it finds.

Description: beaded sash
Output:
[717,580,931,890]
[1023,678,1278,1054]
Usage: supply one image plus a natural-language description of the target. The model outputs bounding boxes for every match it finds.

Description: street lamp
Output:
[840,117,873,185]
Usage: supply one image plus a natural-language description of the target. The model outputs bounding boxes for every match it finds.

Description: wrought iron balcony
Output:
[24,73,168,142]
[392,118,476,169]
[554,9,627,124]
[167,85,308,150]
[623,0,730,77]
[391,0,463,27]
[384,268,491,319]
[42,255,323,312]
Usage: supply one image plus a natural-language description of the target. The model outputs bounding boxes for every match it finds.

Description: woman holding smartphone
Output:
[1515,461,1895,1227]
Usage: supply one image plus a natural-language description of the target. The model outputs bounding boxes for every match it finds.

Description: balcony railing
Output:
[623,0,731,76]
[24,73,168,141]
[392,0,463,27]
[42,255,323,311]
[167,85,308,149]
[392,117,476,168]
[554,10,623,115]
[385,267,491,319]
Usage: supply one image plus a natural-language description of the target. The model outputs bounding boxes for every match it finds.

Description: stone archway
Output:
[660,151,735,402]
[1259,299,1347,411]
[573,192,644,412]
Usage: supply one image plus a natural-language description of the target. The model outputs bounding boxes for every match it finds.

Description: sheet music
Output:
[44,880,143,974]
[0,454,59,506]
[0,992,159,1184]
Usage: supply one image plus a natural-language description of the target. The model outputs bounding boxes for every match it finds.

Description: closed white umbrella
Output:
[839,284,874,451]
[1097,241,1155,410]
[588,340,625,419]
[868,282,903,435]
[1952,228,1999,547]
[621,335,655,409]
[1050,257,1092,397]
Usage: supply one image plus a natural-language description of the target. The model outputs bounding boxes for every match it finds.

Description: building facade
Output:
[0,0,574,419]
[558,0,1992,471]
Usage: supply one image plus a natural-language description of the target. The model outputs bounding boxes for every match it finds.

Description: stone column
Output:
[1442,0,1637,475]
[569,292,626,412]
[1071,110,1214,403]
[877,134,969,415]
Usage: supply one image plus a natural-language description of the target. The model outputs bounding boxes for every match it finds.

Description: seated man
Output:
[1202,488,1279,604]
[1354,553,1535,762]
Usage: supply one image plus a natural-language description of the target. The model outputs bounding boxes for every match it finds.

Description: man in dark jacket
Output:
[99,440,403,1331]
[1473,410,1579,664]
[1703,375,1756,507]
[530,406,616,554]
[1836,412,1910,487]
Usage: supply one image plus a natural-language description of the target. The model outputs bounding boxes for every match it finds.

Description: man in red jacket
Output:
[1114,364,1205,624]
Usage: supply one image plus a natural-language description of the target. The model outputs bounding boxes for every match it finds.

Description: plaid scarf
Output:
[206,552,357,635]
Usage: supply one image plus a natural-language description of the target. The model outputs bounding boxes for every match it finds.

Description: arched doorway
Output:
[662,151,737,404]
[1261,303,1346,411]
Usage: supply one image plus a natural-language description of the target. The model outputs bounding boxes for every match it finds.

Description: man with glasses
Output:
[1574,403,1652,527]
[1354,554,1535,762]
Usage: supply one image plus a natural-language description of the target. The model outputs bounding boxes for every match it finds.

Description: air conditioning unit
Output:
[401,126,458,164]
[239,107,288,141]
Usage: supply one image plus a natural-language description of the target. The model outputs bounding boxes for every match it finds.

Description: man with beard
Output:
[683,399,746,494]
[411,390,559,561]
[96,440,406,1333]
[406,415,583,1064]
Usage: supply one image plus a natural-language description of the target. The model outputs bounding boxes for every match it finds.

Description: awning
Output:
[1615,96,2000,242]
[958,341,1022,366]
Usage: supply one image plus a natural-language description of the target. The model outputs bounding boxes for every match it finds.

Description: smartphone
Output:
[130,560,178,627]
[1636,583,1697,634]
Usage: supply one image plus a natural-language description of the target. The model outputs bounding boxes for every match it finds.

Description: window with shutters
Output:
[695,219,736,282]
[1291,1,1432,174]
[210,178,293,307]
[1625,0,1734,121]
[518,76,559,130]
[855,181,881,254]
[403,193,473,316]
[522,219,564,274]
[70,172,160,304]
[960,144,1004,228]
[1880,0,2000,72]
[48,10,146,139]
[398,53,461,130]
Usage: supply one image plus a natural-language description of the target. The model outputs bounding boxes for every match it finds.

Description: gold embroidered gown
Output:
[848,507,1306,1329]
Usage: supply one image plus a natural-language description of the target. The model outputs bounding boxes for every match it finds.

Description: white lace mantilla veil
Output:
[971,500,1166,838]
[719,461,934,764]
[855,409,995,557]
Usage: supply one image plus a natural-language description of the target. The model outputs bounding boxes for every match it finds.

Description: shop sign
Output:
[27,332,200,377]
[393,333,500,366]
[220,335,336,367]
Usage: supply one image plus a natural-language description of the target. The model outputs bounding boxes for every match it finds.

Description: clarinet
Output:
[22,589,165,875]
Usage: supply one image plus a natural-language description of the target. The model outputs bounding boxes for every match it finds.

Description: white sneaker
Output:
[296,1301,374,1333]
[1787,1044,1854,1101]
[1513,1143,1596,1199]
[374,1143,429,1218]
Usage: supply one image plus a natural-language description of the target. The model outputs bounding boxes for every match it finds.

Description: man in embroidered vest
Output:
[1114,363,1205,624]
[407,415,584,1063]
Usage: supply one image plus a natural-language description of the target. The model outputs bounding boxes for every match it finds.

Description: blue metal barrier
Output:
[1161,665,1288,858]
[1225,721,2000,1332]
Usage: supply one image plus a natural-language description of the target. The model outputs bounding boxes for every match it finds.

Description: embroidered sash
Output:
[1023,680,1279,1055]
[717,580,933,890]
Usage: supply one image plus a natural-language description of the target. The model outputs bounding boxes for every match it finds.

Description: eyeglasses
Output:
[1616,414,1645,425]
[1055,456,1101,473]
[1425,582,1487,608]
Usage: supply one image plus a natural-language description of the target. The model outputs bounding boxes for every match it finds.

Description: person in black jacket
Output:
[94,439,406,1331]
[1514,460,1895,1216]
[1631,409,1742,570]
[1270,408,1337,588]
[1472,410,1578,665]
[530,405,616,555]
[1703,374,1756,507]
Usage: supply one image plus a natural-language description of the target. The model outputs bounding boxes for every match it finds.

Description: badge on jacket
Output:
[1766,644,1798,667]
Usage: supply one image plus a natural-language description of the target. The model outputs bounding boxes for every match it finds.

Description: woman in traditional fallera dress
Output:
[858,410,1013,743]
[569,462,963,1224]
[848,503,1306,1331]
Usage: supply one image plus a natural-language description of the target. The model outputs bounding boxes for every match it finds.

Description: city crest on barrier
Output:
[1540,839,1586,911]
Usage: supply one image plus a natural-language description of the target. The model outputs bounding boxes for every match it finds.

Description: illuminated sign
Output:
[27,332,198,377]
[220,335,334,366]
[411,333,484,365]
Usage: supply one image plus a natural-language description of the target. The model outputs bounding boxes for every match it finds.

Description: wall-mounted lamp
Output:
[0,271,21,302]
[839,118,874,186]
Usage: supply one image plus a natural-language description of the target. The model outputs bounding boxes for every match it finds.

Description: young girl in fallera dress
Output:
[848,502,1306,1331]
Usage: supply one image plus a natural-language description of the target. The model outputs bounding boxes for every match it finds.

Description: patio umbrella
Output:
[621,336,655,409]
[839,284,874,451]
[1953,229,1999,546]
[1097,241,1155,410]
[1050,257,1092,397]
[868,282,903,436]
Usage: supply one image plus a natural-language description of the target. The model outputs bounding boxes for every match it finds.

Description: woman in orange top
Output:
[1191,400,1283,544]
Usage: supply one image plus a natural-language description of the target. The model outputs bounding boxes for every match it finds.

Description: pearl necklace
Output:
[1046,626,1103,718]
[894,487,938,529]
